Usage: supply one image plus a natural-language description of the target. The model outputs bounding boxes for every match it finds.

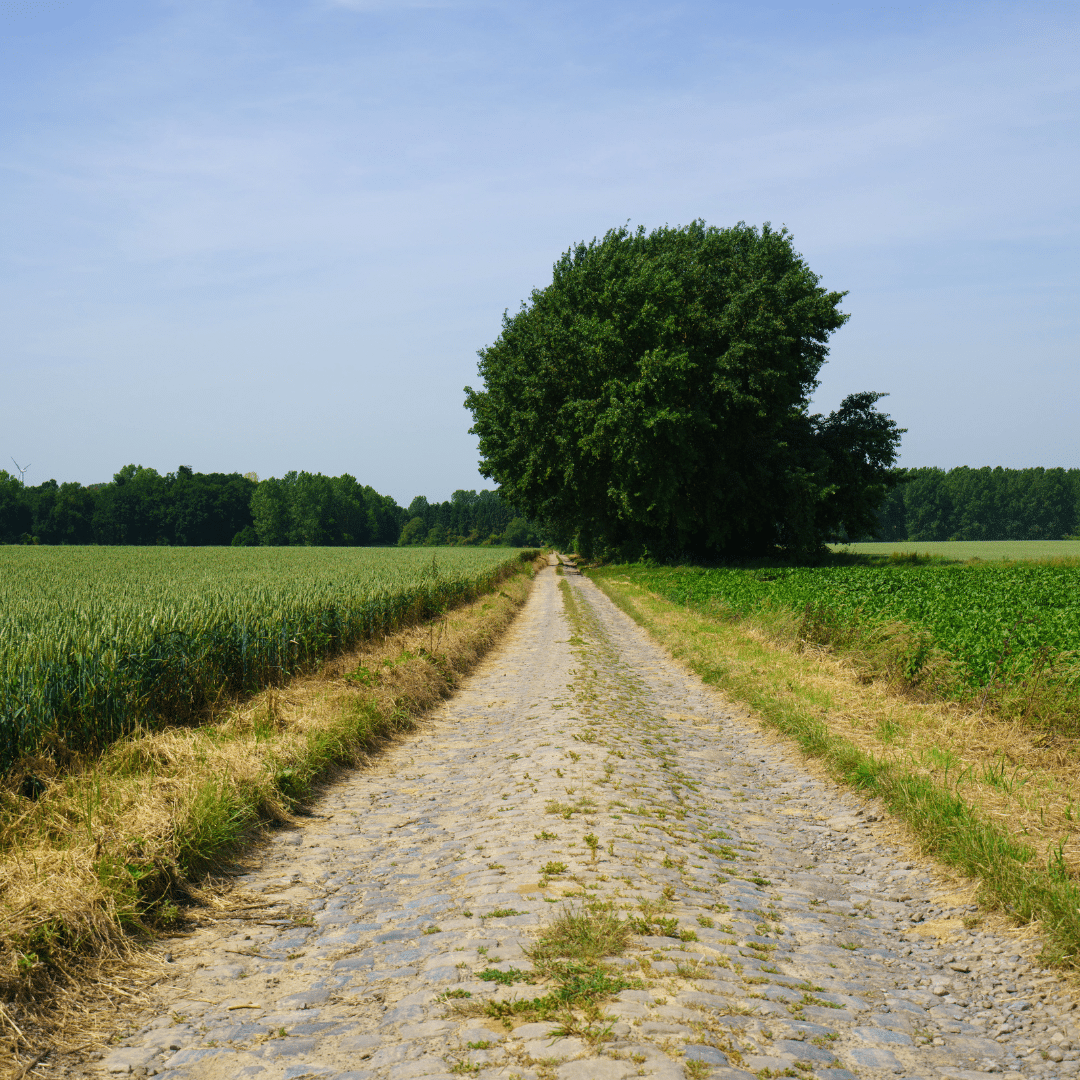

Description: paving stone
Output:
[846,1046,904,1069]
[774,1040,836,1062]
[556,1060,635,1079]
[337,1034,382,1052]
[684,1044,730,1064]
[386,1064,454,1079]
[279,989,332,1008]
[366,1043,413,1066]
[521,1036,588,1059]
[100,1047,161,1073]
[161,1047,234,1069]
[639,1021,695,1036]
[511,1022,561,1039]
[743,1055,799,1072]
[853,1025,914,1046]
[258,1037,320,1059]
[940,1073,1009,1080]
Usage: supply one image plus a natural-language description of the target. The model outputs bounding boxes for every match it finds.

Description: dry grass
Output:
[0,556,542,1067]
[740,618,1080,877]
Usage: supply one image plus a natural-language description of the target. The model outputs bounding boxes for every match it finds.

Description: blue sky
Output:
[1,0,1077,504]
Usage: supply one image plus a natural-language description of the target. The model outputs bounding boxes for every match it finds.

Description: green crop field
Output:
[614,561,1080,695]
[0,546,531,774]
[830,539,1080,561]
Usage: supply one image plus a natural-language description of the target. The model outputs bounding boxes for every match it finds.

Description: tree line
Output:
[875,467,1080,542]
[4,461,1072,549]
[0,465,535,547]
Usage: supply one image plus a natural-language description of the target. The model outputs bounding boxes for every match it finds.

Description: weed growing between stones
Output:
[453,900,641,1041]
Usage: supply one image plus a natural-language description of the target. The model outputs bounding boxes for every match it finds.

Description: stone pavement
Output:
[87,557,1079,1080]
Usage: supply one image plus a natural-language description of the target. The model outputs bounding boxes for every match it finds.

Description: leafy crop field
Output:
[830,539,1080,561]
[619,561,1080,694]
[0,546,531,774]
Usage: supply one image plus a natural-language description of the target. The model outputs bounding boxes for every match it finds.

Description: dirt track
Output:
[82,557,1078,1080]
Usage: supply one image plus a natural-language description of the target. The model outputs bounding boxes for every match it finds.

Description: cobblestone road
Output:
[89,558,1079,1080]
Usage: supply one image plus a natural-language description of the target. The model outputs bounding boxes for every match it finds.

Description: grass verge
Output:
[0,552,542,1058]
[615,559,1080,736]
[589,565,1080,969]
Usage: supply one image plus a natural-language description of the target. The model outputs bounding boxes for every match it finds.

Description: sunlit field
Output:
[0,546,531,773]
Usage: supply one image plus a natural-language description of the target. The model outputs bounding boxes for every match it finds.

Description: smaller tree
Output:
[251,476,291,545]
[0,470,31,544]
[503,517,532,547]
[810,392,906,544]
[398,516,427,545]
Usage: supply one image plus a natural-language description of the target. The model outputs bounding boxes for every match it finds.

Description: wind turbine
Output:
[10,458,30,484]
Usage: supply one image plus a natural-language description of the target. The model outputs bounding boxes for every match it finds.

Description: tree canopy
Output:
[465,221,904,559]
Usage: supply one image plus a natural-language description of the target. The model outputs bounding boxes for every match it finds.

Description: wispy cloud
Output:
[0,1,1077,489]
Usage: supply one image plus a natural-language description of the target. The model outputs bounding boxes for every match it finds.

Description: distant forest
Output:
[874,467,1080,542]
[2,463,1076,548]
[0,465,539,547]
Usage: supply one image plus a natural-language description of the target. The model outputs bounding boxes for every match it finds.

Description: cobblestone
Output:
[86,557,1077,1080]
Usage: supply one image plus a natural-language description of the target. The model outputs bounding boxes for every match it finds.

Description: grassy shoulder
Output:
[588,564,1080,969]
[0,553,543,1039]
[619,559,1080,735]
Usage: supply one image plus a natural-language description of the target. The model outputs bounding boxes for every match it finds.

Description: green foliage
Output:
[0,465,257,546]
[875,466,1080,543]
[250,471,385,546]
[398,516,428,546]
[447,902,639,1038]
[480,964,636,1025]
[0,546,531,774]
[465,220,903,558]
[176,780,259,876]
[527,902,631,972]
[629,913,680,937]
[396,489,538,547]
[0,470,32,543]
[0,465,539,550]
[478,966,534,985]
[629,561,1080,690]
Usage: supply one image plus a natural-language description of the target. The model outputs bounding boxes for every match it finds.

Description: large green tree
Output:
[465,221,904,558]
